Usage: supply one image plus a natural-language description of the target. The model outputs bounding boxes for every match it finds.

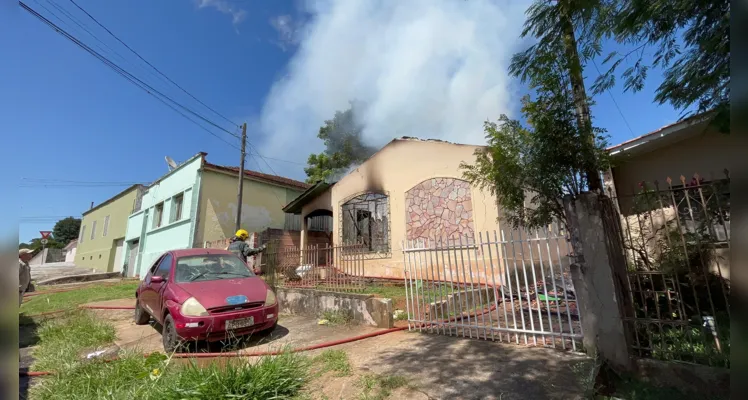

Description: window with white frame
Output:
[79,225,86,243]
[90,220,97,240]
[170,193,184,223]
[103,215,110,237]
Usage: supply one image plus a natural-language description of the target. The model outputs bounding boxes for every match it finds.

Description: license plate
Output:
[226,317,254,330]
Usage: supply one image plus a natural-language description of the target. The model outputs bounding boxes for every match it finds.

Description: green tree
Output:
[304,104,376,184]
[509,0,611,192]
[593,0,730,132]
[461,67,610,229]
[19,237,64,252]
[52,216,81,246]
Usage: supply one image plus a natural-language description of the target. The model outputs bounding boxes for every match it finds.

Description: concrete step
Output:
[31,265,96,281]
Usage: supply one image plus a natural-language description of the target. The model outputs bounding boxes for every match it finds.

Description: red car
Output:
[134,248,279,352]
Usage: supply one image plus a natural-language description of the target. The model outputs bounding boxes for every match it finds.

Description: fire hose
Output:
[19,301,495,377]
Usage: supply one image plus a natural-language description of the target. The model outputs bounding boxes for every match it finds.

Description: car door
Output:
[140,254,168,319]
[149,253,173,323]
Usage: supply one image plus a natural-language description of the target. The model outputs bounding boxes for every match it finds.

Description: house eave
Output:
[82,184,147,216]
[607,111,715,158]
[282,181,333,214]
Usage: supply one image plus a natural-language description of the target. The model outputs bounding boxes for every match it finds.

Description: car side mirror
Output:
[150,275,164,283]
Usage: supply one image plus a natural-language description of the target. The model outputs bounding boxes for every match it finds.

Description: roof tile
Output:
[204,163,310,191]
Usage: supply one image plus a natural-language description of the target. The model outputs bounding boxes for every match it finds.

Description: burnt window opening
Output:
[341,193,389,253]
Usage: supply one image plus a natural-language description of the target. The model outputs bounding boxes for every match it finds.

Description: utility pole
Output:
[235,123,247,232]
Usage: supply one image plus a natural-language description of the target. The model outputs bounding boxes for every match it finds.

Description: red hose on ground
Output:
[24,280,139,298]
[20,301,494,376]
[19,323,407,376]
[20,370,52,377]
[78,305,138,310]
[167,326,408,359]
[22,309,70,318]
[20,277,501,377]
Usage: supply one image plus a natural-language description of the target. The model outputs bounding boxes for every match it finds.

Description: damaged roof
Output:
[393,136,483,146]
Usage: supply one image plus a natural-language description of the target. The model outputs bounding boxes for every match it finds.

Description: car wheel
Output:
[262,320,278,335]
[134,299,150,325]
[162,314,184,353]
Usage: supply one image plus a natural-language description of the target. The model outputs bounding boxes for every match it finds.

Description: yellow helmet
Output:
[235,229,249,240]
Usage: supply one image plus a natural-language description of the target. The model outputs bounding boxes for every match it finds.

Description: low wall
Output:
[36,271,123,286]
[277,287,393,328]
[635,358,730,398]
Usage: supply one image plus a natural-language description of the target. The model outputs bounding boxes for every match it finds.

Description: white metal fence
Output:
[402,225,583,351]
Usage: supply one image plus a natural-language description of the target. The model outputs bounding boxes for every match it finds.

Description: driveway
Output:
[86,299,384,355]
[328,330,591,400]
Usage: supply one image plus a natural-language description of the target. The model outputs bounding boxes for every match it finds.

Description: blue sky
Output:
[4,0,689,244]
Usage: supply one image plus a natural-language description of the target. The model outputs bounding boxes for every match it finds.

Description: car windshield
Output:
[174,254,255,283]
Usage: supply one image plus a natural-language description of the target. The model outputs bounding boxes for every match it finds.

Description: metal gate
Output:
[402,224,583,351]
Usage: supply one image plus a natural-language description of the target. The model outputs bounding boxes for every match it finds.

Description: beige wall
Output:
[301,188,333,217]
[195,169,305,244]
[78,187,142,272]
[320,139,504,279]
[611,127,731,281]
[611,127,731,202]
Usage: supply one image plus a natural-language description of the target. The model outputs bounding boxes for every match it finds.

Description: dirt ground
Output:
[86,298,383,355]
[85,298,592,400]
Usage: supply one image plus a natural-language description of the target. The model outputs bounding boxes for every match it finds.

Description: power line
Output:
[24,1,307,173]
[23,1,307,191]
[20,1,241,144]
[20,184,146,188]
[246,150,296,209]
[55,1,306,169]
[21,178,146,183]
[21,216,77,220]
[19,178,151,188]
[66,0,240,128]
[591,59,636,138]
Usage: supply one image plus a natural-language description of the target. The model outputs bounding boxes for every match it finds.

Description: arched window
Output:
[341,192,390,252]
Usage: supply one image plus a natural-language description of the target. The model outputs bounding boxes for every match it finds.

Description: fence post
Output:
[563,192,632,372]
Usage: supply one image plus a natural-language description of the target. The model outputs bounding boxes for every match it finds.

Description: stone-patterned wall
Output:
[405,178,474,243]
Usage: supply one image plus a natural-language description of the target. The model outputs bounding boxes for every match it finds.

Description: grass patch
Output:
[320,310,354,326]
[28,309,313,399]
[158,353,309,399]
[21,281,139,316]
[358,373,410,400]
[393,311,409,321]
[363,285,407,300]
[32,310,116,373]
[32,351,311,400]
[313,349,352,377]
[31,352,157,400]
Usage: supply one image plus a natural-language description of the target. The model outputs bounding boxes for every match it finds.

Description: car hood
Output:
[175,277,268,309]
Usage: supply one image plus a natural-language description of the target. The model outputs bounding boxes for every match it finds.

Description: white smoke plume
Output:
[258,0,531,179]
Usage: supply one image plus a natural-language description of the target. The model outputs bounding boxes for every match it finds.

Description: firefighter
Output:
[226,229,267,272]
